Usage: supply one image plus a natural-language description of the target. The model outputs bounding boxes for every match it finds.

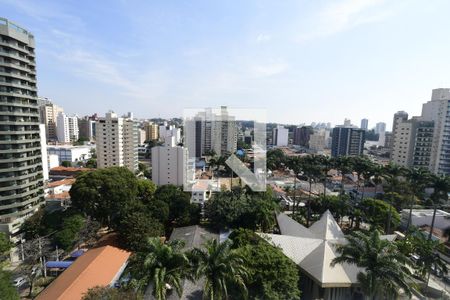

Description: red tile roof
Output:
[36,245,131,300]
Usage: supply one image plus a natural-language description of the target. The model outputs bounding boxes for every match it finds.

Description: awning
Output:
[46,261,73,269]
[71,249,85,258]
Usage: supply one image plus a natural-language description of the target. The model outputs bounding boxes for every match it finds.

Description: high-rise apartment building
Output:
[293,126,313,147]
[144,122,159,141]
[421,88,450,174]
[272,125,289,146]
[185,106,237,158]
[390,111,409,149]
[56,112,79,143]
[78,114,97,141]
[151,145,187,186]
[331,127,365,157]
[96,111,138,172]
[0,18,44,240]
[391,117,434,168]
[37,97,63,141]
[360,119,369,131]
[360,118,368,131]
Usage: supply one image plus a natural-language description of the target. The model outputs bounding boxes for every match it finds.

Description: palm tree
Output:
[428,174,450,240]
[371,165,384,195]
[411,231,448,294]
[287,157,302,212]
[404,167,432,232]
[332,156,353,195]
[331,230,414,299]
[189,239,248,300]
[383,163,407,234]
[130,237,189,300]
[317,155,332,197]
[300,155,321,226]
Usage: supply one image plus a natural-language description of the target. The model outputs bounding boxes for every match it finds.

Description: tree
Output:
[428,174,450,240]
[361,198,400,233]
[70,167,139,228]
[205,189,279,231]
[405,168,431,232]
[118,205,164,251]
[229,229,300,300]
[130,238,189,300]
[136,179,157,203]
[61,160,72,167]
[0,232,12,255]
[20,237,52,296]
[0,270,19,300]
[85,158,97,168]
[82,286,142,300]
[332,230,414,299]
[189,239,248,300]
[154,185,199,226]
[54,214,85,250]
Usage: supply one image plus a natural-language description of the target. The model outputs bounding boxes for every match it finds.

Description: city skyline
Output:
[2,0,450,128]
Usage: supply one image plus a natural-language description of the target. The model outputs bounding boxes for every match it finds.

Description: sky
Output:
[2,0,450,129]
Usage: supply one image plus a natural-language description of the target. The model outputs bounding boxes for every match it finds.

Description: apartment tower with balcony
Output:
[0,18,44,240]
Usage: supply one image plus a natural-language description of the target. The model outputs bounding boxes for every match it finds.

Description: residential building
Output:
[39,124,49,181]
[56,112,79,143]
[390,111,409,149]
[152,145,187,186]
[272,125,289,146]
[343,118,351,126]
[154,226,219,300]
[137,128,146,145]
[331,126,365,157]
[0,18,45,243]
[78,114,97,141]
[143,121,159,141]
[309,129,330,152]
[401,209,450,231]
[360,118,368,130]
[159,124,181,145]
[96,111,138,172]
[185,106,237,158]
[47,145,93,165]
[293,126,313,147]
[37,97,63,141]
[374,122,386,135]
[391,117,434,168]
[421,88,450,174]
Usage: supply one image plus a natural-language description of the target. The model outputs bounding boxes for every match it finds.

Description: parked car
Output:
[31,265,41,276]
[12,277,26,287]
[443,275,450,284]
[114,274,131,288]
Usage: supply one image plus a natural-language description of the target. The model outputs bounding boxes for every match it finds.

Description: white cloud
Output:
[297,0,394,41]
[256,33,272,43]
[252,62,289,77]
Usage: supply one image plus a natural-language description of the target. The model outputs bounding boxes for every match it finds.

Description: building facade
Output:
[391,117,434,168]
[78,115,97,141]
[56,112,79,143]
[272,125,289,147]
[144,122,159,141]
[360,118,368,131]
[0,18,45,240]
[293,126,313,147]
[151,145,187,186]
[331,127,365,157]
[38,97,63,141]
[96,112,138,172]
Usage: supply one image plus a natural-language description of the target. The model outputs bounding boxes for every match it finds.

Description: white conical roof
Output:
[276,213,318,239]
[308,210,345,240]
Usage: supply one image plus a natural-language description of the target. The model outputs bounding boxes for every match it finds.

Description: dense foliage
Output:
[205,188,279,231]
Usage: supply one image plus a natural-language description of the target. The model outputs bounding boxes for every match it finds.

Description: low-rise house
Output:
[36,244,130,300]
[401,209,450,231]
[162,225,219,300]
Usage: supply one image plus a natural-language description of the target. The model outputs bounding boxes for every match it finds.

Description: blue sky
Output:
[2,0,450,129]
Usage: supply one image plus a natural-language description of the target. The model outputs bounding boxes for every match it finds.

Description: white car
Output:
[12,277,26,287]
